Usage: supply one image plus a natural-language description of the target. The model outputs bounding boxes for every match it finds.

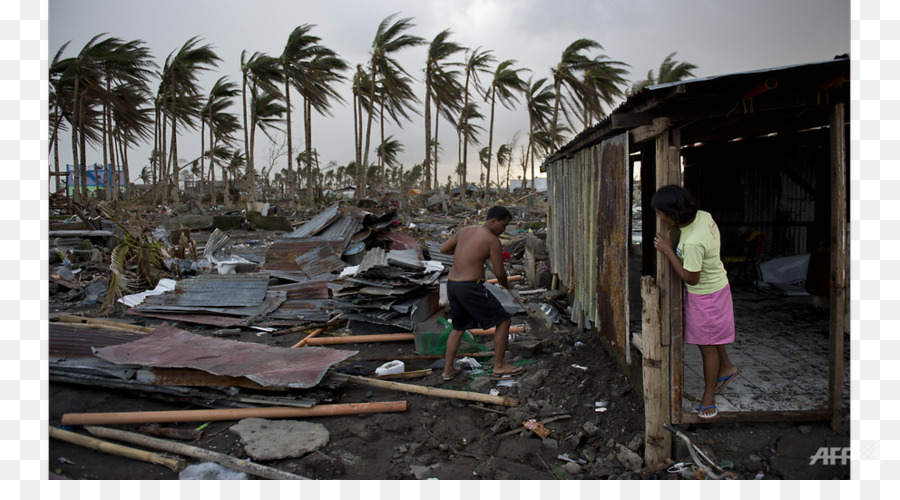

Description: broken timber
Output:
[345,375,518,407]
[61,401,408,426]
[84,426,307,480]
[50,426,185,473]
[641,276,671,465]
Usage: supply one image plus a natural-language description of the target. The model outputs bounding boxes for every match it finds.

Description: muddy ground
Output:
[47,212,850,481]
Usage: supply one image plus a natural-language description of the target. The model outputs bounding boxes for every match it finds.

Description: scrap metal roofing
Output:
[285,203,341,238]
[94,323,356,389]
[546,57,850,164]
[138,272,270,308]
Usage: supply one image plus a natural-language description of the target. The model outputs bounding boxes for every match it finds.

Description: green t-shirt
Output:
[676,210,729,295]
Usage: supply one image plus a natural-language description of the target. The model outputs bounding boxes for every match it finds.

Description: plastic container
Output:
[374,360,405,376]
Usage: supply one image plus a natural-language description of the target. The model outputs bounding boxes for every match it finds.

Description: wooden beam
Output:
[655,127,685,425]
[828,102,847,432]
[631,117,672,144]
[641,277,671,464]
[680,409,831,425]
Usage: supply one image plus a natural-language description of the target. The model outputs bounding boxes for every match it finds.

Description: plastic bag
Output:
[414,317,489,356]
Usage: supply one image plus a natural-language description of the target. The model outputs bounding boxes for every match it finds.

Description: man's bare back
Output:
[440,218,510,287]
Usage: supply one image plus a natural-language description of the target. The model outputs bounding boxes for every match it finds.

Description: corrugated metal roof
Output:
[268,280,329,299]
[293,243,346,277]
[316,215,364,253]
[134,290,286,318]
[285,203,341,238]
[268,299,339,322]
[139,273,270,308]
[50,323,147,359]
[386,249,424,271]
[94,323,357,389]
[262,238,344,271]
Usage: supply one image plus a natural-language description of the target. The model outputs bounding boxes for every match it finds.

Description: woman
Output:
[652,185,742,419]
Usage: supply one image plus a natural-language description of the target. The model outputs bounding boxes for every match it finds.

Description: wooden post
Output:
[828,102,847,431]
[655,127,684,424]
[641,276,671,464]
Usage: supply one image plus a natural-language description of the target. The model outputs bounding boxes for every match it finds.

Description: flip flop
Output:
[490,365,524,380]
[696,404,718,419]
[715,366,743,394]
[442,365,462,381]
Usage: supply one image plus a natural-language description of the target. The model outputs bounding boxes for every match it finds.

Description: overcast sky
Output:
[49,0,850,186]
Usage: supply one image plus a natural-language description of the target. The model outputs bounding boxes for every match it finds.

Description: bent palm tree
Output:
[423,29,465,189]
[628,51,697,95]
[240,50,282,202]
[484,59,526,195]
[360,13,425,199]
[550,38,602,149]
[200,77,240,203]
[460,47,494,194]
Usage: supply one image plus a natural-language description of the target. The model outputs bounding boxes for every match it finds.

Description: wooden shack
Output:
[542,57,849,463]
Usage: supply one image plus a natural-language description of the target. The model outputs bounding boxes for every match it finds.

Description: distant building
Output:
[507,178,547,192]
[63,164,125,196]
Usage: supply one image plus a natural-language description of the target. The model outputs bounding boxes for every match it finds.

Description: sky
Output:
[48,0,850,186]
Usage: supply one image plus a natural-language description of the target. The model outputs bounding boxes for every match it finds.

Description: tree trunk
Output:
[461,68,471,199]
[208,125,216,204]
[433,102,440,190]
[305,96,314,207]
[486,88,495,201]
[360,62,377,200]
[423,73,432,189]
[71,78,81,202]
[79,99,88,199]
[284,66,295,206]
[551,75,562,150]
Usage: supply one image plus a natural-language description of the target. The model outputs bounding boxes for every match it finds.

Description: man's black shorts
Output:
[446,280,511,331]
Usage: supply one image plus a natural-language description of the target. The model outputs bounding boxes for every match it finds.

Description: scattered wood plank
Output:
[345,375,518,407]
[50,426,184,473]
[58,314,155,334]
[62,401,409,426]
[84,426,306,480]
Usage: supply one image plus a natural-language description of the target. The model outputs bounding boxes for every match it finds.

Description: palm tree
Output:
[578,55,630,128]
[222,149,245,205]
[423,29,465,190]
[240,50,282,202]
[460,47,495,194]
[248,89,287,197]
[496,142,512,189]
[524,76,554,190]
[161,37,221,204]
[484,59,526,195]
[280,25,348,207]
[49,42,73,193]
[456,101,484,187]
[550,38,607,149]
[628,51,697,95]
[376,136,404,190]
[360,13,425,199]
[200,77,240,203]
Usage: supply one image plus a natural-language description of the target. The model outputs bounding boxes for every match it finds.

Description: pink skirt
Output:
[684,284,735,345]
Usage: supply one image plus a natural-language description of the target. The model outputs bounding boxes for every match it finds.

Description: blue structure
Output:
[64,164,126,196]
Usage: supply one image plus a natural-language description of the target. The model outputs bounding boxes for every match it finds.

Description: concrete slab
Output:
[230,418,329,461]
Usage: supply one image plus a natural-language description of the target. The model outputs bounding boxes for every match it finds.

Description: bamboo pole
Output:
[304,325,525,346]
[363,351,495,362]
[291,327,325,348]
[62,401,408,426]
[57,314,155,333]
[346,375,518,407]
[50,426,184,473]
[84,426,306,480]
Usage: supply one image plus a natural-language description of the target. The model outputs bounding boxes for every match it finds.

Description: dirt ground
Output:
[47,214,850,481]
[48,299,849,481]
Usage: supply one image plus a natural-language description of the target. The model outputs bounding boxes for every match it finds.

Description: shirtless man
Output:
[439,206,523,380]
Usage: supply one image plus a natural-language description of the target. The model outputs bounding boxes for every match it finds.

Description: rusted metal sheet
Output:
[547,132,630,365]
[50,323,147,359]
[317,215,364,252]
[294,243,346,278]
[268,280,329,299]
[285,203,341,238]
[263,238,344,271]
[124,310,245,327]
[268,299,340,322]
[139,273,270,308]
[94,323,356,389]
[134,291,287,318]
[386,249,425,271]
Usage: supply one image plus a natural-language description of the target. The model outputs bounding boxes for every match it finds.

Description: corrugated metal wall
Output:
[548,132,631,364]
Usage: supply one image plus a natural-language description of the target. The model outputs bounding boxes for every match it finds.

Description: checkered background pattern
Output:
[2,0,892,497]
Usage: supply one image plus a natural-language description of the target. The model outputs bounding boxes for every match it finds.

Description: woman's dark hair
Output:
[486,205,512,221]
[651,184,697,225]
